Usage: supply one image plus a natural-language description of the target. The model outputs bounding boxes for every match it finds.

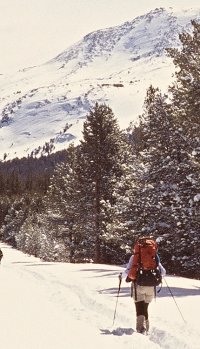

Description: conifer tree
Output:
[167,20,200,151]
[128,86,175,231]
[105,156,142,262]
[128,83,200,276]
[165,20,200,276]
[77,103,132,263]
[1,196,30,246]
[45,144,84,262]
[15,195,45,257]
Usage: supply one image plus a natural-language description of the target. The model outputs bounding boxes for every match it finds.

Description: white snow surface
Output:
[0,242,199,349]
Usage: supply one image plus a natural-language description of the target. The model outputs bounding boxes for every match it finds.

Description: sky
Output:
[1,0,200,73]
[0,241,199,349]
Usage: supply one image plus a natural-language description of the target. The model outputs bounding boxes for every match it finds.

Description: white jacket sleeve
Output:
[120,255,134,278]
[158,262,166,277]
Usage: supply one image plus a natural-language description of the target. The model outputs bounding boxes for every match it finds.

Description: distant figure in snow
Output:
[119,235,166,334]
[0,248,3,263]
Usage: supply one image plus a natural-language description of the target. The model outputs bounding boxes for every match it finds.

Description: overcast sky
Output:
[0,0,200,74]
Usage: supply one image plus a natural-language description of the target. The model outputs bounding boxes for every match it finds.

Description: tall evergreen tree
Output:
[129,83,200,276]
[45,144,84,262]
[167,20,200,153]
[15,195,45,256]
[77,103,132,263]
[105,156,142,262]
[165,20,200,276]
[1,196,30,246]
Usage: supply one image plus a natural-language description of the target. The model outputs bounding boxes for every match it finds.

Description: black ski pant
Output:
[135,301,149,320]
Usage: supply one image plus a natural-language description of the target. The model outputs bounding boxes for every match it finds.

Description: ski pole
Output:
[112,273,122,326]
[163,277,186,323]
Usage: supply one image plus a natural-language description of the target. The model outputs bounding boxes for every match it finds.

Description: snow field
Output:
[0,243,199,349]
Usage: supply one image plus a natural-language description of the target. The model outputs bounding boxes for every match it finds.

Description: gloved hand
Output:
[118,273,122,282]
[125,276,133,283]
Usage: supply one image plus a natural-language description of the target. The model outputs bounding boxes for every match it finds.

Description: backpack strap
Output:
[155,254,159,266]
[138,243,142,269]
[131,281,137,301]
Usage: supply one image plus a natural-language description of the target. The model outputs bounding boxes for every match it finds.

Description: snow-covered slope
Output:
[0,242,199,349]
[0,7,200,160]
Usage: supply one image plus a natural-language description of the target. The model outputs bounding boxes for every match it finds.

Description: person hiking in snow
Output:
[119,235,166,334]
[0,248,3,263]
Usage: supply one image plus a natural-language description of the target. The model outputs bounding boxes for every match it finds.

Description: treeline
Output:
[0,21,200,278]
[0,151,68,233]
[0,150,69,195]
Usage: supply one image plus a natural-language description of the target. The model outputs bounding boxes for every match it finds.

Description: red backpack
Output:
[128,236,161,286]
[136,236,157,270]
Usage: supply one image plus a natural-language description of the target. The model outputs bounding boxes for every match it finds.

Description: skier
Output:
[119,236,166,334]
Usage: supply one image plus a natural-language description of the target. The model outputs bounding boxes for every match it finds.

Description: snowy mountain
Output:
[1,241,200,349]
[0,7,200,160]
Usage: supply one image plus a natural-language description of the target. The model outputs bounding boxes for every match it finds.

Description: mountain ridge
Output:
[0,7,200,161]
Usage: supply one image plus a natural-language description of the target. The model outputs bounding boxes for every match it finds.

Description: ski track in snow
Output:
[0,242,199,349]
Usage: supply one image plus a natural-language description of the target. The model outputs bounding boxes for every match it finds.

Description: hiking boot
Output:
[136,315,146,334]
[145,319,149,334]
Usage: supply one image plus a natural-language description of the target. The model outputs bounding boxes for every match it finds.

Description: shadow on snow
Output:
[100,285,200,298]
[100,327,134,336]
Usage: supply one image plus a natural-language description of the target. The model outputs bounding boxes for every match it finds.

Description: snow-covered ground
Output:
[0,242,199,349]
[1,7,200,160]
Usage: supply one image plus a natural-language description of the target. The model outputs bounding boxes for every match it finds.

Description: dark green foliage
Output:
[1,196,31,246]
[76,103,132,263]
[0,150,69,195]
[165,21,200,277]
[131,85,200,277]
[45,144,85,262]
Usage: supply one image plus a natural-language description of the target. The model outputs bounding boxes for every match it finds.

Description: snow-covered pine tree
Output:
[127,87,174,246]
[1,196,30,247]
[127,85,196,274]
[167,20,200,149]
[77,103,132,263]
[0,195,10,230]
[165,20,200,277]
[16,215,41,257]
[44,144,85,262]
[105,156,142,263]
[15,195,46,258]
[127,30,200,277]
